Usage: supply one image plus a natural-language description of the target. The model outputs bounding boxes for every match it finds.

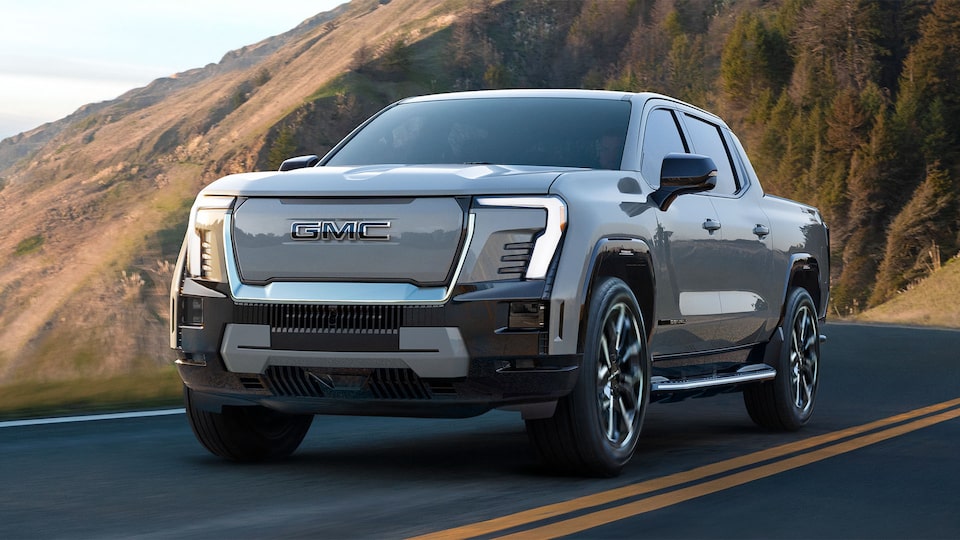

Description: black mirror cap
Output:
[651,153,718,211]
[660,153,718,187]
[278,155,320,171]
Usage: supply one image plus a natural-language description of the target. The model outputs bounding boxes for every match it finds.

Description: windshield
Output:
[325,97,631,169]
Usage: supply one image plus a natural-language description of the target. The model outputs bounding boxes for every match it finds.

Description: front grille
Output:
[235,303,403,334]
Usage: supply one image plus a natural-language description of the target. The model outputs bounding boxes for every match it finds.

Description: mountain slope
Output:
[0,0,478,382]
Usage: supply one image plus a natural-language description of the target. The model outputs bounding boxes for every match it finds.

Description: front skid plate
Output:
[220,324,470,378]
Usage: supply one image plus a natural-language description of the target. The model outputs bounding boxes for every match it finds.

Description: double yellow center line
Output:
[412,397,960,539]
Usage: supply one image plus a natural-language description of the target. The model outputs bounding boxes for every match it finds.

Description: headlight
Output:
[472,196,567,280]
[186,195,235,283]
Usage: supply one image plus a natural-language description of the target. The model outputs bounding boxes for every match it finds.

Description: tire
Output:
[526,277,651,476]
[184,385,313,461]
[744,287,820,431]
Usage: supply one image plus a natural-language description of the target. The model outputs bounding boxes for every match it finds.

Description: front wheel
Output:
[184,386,313,461]
[526,277,651,476]
[744,287,820,430]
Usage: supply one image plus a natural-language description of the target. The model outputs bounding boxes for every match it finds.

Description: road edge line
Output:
[0,408,186,429]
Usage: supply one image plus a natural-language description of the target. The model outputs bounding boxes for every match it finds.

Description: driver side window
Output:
[641,108,687,186]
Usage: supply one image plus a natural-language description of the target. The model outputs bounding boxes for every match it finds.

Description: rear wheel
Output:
[526,277,650,476]
[184,385,313,461]
[744,287,820,430]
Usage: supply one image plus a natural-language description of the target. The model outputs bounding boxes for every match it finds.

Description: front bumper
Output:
[174,279,580,418]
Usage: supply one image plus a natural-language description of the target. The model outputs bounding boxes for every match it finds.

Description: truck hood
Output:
[201,164,571,197]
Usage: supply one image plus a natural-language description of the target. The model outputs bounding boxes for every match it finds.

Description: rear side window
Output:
[683,114,739,195]
[325,98,631,169]
[640,108,687,185]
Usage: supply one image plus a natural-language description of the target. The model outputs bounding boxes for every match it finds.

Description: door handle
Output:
[702,219,721,232]
[753,224,770,238]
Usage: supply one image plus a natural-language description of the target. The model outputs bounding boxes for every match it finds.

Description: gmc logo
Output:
[290,220,392,241]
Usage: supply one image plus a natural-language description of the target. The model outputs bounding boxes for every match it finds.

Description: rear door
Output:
[678,112,775,347]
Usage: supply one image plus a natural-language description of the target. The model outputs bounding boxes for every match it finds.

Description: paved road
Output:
[1,323,959,538]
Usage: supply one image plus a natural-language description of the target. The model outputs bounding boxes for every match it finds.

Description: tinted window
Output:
[325,98,631,169]
[640,108,687,185]
[684,114,739,195]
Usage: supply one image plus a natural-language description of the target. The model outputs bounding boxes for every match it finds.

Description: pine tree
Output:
[720,12,790,111]
[267,126,297,171]
[833,109,921,311]
[895,0,960,172]
[870,165,958,305]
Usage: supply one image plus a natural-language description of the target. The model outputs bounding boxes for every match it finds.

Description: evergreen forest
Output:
[270,0,960,315]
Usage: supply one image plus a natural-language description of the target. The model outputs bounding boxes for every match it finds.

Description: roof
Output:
[398,88,719,122]
[402,88,642,103]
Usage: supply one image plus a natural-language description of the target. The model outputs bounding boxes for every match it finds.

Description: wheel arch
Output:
[578,237,655,354]
[780,254,826,324]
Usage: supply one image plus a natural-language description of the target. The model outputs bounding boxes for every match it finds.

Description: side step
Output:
[651,364,776,393]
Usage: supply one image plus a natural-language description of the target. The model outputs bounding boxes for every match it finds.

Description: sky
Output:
[0,0,348,140]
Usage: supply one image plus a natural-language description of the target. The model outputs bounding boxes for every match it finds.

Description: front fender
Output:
[575,237,655,354]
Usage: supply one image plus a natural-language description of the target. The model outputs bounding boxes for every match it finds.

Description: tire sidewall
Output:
[572,277,651,473]
[774,288,820,429]
[184,386,313,461]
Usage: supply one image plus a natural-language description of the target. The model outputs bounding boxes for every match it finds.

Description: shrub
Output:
[14,235,44,256]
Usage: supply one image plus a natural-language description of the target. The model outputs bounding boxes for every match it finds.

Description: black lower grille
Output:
[239,376,266,390]
[265,366,327,397]
[262,366,434,400]
[235,303,400,334]
[368,368,432,400]
[234,303,444,333]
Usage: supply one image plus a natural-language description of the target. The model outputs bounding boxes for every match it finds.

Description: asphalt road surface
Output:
[2,323,959,539]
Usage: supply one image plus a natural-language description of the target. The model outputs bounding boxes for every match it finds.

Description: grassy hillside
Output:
[855,255,960,328]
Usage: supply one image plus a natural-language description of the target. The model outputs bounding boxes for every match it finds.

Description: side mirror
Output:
[650,153,717,211]
[278,155,320,171]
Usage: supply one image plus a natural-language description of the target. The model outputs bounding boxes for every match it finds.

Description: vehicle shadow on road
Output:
[181,394,792,479]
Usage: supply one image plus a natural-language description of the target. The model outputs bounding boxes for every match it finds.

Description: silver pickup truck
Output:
[170,89,829,476]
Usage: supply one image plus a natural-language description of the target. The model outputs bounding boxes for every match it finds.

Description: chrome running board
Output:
[651,364,776,392]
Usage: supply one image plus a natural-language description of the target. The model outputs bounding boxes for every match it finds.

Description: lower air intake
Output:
[263,366,434,400]
[368,368,432,400]
[265,366,326,398]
